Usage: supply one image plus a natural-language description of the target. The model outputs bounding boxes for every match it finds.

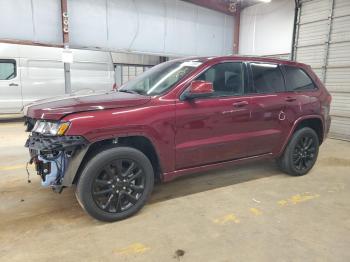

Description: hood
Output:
[24,91,151,120]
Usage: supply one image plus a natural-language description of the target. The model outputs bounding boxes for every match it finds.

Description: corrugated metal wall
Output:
[294,0,350,140]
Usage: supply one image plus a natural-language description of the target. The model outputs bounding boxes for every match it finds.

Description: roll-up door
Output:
[294,0,350,140]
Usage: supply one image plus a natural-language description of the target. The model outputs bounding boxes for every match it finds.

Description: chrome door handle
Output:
[232,101,248,108]
[9,83,19,87]
[221,109,236,115]
[285,96,296,102]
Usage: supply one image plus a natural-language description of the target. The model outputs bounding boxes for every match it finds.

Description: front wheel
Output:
[277,127,319,176]
[76,147,154,222]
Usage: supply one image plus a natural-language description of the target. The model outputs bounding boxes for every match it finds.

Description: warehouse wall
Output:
[294,0,350,140]
[0,0,62,44]
[112,52,161,86]
[0,0,234,57]
[239,0,295,58]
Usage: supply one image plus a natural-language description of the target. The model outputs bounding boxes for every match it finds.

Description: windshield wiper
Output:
[119,89,149,96]
[119,89,139,94]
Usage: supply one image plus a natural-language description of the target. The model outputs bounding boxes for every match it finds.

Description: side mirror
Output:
[182,80,214,100]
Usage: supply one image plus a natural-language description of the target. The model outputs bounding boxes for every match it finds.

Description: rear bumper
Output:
[25,133,89,191]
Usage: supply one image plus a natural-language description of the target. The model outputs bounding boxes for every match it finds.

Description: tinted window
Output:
[0,59,16,80]
[196,62,244,96]
[250,63,284,94]
[284,66,315,91]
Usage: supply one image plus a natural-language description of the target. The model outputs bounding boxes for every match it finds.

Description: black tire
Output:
[76,147,154,222]
[277,127,319,176]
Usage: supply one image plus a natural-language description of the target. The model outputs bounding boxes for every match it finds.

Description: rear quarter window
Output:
[284,65,316,91]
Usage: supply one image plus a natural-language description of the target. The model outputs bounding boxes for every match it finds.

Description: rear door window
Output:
[0,59,16,80]
[250,63,285,94]
[284,65,315,91]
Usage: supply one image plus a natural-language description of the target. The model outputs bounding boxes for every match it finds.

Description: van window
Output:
[284,66,315,91]
[250,63,284,94]
[0,59,16,80]
[196,62,244,96]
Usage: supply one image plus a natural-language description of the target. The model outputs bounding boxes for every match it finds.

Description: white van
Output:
[0,43,115,115]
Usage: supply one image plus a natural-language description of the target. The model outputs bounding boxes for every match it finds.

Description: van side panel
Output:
[0,43,115,113]
[21,58,65,104]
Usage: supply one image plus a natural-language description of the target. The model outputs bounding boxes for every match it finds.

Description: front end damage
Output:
[25,128,88,192]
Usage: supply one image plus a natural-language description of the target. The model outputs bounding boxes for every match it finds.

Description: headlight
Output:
[32,121,70,136]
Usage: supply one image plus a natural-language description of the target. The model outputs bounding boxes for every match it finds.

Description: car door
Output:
[246,62,287,155]
[280,65,319,125]
[175,62,253,169]
[0,59,22,114]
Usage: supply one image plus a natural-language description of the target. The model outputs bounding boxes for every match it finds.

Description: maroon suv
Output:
[24,56,331,221]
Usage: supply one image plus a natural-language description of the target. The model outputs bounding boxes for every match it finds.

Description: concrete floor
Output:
[0,121,350,262]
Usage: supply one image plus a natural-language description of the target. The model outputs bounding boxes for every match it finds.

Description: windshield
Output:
[118,60,203,96]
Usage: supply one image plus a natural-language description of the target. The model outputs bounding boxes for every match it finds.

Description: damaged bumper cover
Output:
[25,133,90,192]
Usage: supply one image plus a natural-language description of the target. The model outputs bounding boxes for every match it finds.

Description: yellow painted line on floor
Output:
[278,192,320,207]
[250,207,263,216]
[113,243,150,255]
[213,213,240,225]
[0,164,27,171]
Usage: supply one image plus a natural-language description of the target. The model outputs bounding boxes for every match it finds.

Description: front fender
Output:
[62,129,165,187]
[63,101,176,178]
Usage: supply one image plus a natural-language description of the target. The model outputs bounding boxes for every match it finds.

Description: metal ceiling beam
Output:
[233,2,241,53]
[181,0,236,15]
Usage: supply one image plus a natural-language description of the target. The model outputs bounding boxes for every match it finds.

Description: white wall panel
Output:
[163,0,197,56]
[0,0,62,44]
[239,0,294,56]
[68,0,234,56]
[128,0,166,53]
[107,0,139,50]
[0,0,233,56]
[31,0,62,43]
[68,0,108,48]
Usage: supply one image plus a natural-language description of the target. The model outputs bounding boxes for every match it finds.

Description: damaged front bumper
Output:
[25,133,89,192]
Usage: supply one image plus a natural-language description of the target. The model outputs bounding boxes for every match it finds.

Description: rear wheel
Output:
[277,127,319,176]
[76,147,154,222]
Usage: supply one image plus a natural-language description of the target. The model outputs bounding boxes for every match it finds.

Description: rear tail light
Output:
[327,94,332,104]
[324,94,332,118]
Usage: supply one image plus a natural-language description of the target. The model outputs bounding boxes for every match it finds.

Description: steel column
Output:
[61,0,71,94]
[233,3,240,54]
[292,0,302,60]
[322,0,335,83]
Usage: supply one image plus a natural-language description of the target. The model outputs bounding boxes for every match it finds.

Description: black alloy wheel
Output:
[76,147,154,222]
[92,159,145,213]
[277,127,319,176]
[292,135,317,172]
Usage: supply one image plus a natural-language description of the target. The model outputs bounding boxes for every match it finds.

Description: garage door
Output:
[293,0,350,140]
